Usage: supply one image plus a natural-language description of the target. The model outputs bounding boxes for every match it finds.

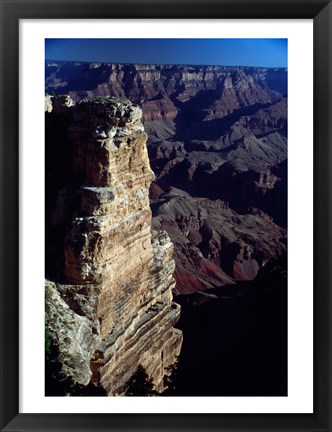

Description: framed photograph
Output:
[1,0,331,431]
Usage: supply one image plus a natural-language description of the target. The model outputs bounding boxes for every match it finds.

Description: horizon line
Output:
[45,59,288,70]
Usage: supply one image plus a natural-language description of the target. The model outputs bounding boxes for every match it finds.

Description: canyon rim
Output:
[45,39,288,397]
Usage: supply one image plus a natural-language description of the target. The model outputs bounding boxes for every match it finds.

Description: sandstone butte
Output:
[45,96,183,395]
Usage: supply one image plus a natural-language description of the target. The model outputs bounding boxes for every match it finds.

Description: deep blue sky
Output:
[45,39,287,68]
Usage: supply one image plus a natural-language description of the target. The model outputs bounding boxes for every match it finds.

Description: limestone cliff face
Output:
[45,96,182,395]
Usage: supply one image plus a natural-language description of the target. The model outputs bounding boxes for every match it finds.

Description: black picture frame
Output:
[1,0,331,431]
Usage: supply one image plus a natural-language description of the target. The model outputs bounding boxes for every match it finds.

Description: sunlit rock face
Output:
[46,96,182,395]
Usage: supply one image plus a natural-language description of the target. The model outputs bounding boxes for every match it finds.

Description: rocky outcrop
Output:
[151,189,286,294]
[45,280,99,385]
[45,96,182,395]
[45,94,53,113]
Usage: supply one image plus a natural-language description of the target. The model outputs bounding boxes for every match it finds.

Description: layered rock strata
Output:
[46,96,182,395]
[45,62,287,122]
[45,62,287,294]
[152,189,286,294]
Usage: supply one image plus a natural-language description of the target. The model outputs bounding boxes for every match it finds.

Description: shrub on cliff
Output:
[124,365,157,396]
[161,361,179,395]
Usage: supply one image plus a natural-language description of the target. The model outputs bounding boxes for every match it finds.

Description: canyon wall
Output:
[45,96,182,395]
[45,61,287,294]
[46,62,287,122]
